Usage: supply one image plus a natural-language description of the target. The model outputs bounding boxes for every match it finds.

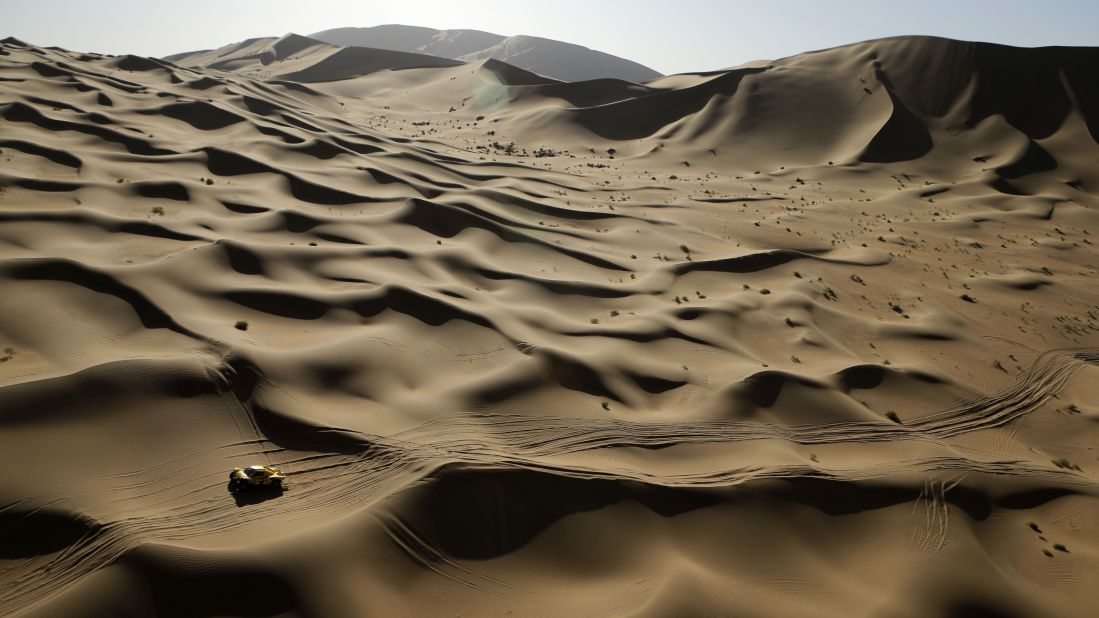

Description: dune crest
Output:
[310,24,664,82]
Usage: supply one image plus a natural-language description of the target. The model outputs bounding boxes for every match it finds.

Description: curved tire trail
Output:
[2,347,1096,614]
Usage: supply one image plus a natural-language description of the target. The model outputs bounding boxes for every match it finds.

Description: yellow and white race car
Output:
[228,465,286,492]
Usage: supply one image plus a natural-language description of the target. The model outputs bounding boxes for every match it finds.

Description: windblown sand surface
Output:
[2,33,1099,616]
[307,25,665,83]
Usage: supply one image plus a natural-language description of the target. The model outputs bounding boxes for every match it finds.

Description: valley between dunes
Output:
[1,33,1099,616]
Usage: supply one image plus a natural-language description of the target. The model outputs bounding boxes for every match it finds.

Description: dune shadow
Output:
[229,482,285,507]
[389,466,720,561]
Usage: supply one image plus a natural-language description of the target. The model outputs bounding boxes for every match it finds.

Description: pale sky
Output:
[4,0,1097,75]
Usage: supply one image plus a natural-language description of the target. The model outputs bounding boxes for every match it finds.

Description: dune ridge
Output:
[309,24,664,83]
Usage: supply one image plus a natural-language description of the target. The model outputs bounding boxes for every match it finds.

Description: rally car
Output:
[228,465,286,492]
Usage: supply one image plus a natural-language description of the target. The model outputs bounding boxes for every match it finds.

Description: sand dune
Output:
[310,24,664,83]
[167,33,463,83]
[1,33,1099,616]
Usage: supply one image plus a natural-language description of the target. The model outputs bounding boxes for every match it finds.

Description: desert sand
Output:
[307,25,664,83]
[1,32,1099,616]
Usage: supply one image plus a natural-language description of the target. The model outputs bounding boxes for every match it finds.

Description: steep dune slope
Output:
[167,33,462,82]
[1,34,1099,617]
[487,36,1099,171]
[311,24,664,82]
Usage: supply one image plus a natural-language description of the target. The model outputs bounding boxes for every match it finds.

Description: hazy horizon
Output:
[5,0,1098,75]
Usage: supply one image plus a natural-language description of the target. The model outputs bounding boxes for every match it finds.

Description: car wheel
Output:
[272,479,283,490]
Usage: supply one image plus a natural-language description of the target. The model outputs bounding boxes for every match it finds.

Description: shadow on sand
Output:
[228,482,286,507]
